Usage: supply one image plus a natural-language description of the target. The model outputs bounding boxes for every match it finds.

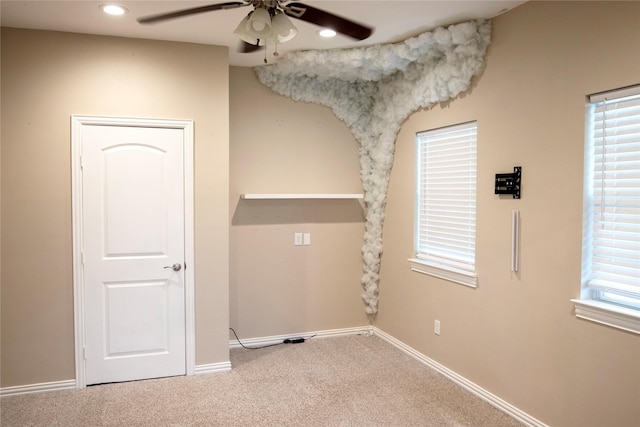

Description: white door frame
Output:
[71,115,195,388]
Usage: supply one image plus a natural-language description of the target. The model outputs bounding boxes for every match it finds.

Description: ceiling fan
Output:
[138,1,373,60]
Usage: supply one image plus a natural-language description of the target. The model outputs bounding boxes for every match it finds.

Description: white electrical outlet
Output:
[303,233,311,246]
[434,320,441,335]
[294,233,303,246]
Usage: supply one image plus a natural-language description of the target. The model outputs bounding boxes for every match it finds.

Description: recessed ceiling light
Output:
[100,4,128,16]
[319,29,337,38]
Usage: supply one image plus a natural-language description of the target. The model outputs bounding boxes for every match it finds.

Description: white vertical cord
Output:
[511,209,519,272]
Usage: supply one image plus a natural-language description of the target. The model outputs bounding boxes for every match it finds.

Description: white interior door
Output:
[80,123,187,385]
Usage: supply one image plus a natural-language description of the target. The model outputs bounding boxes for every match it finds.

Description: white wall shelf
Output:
[241,193,363,200]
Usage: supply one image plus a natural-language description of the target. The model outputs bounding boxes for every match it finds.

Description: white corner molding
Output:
[373,328,548,427]
[0,379,76,397]
[409,258,478,288]
[241,193,363,200]
[571,299,640,335]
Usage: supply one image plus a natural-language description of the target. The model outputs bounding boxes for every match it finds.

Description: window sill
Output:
[409,258,477,288]
[571,299,640,335]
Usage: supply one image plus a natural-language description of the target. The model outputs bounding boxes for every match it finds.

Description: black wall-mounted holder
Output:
[495,166,522,199]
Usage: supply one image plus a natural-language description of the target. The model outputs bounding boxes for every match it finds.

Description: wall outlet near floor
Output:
[434,320,441,335]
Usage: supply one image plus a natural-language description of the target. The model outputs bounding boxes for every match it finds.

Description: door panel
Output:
[103,144,168,257]
[82,125,186,385]
[104,280,169,357]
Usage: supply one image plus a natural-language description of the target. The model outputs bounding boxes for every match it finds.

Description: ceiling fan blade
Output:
[240,41,263,53]
[284,2,373,41]
[138,2,246,24]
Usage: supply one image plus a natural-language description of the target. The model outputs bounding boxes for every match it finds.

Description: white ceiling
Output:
[1,1,527,67]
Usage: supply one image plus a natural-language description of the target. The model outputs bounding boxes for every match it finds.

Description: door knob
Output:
[164,263,182,272]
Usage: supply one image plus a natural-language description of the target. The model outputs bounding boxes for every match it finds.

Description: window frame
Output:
[410,121,478,288]
[572,84,640,335]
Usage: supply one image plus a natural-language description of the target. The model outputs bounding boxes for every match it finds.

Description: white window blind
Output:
[585,85,640,309]
[416,121,477,274]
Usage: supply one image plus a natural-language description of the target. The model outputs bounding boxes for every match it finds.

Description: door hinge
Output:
[83,346,87,360]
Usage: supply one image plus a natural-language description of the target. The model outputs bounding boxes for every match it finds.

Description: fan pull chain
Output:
[261,40,281,64]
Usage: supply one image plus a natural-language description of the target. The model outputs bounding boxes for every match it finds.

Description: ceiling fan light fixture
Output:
[246,7,272,37]
[233,15,253,42]
[234,14,265,46]
[271,11,297,43]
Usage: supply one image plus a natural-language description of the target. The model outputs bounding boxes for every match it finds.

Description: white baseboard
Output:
[0,364,234,397]
[0,327,369,396]
[0,379,76,397]
[373,327,547,427]
[194,361,232,375]
[0,323,548,427]
[228,325,373,349]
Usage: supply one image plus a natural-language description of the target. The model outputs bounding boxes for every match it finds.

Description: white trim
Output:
[71,116,86,388]
[373,328,547,427]
[71,115,196,388]
[0,380,76,397]
[194,361,232,375]
[409,258,478,288]
[0,362,233,395]
[571,299,640,335]
[229,326,373,348]
[183,120,196,376]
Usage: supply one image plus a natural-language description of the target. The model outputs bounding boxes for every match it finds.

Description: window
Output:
[410,121,478,287]
[573,84,640,334]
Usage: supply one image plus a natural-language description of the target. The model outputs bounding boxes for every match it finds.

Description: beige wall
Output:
[229,67,366,338]
[0,28,230,387]
[2,1,639,426]
[378,2,640,426]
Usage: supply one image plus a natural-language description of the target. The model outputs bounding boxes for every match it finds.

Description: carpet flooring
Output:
[1,334,523,426]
